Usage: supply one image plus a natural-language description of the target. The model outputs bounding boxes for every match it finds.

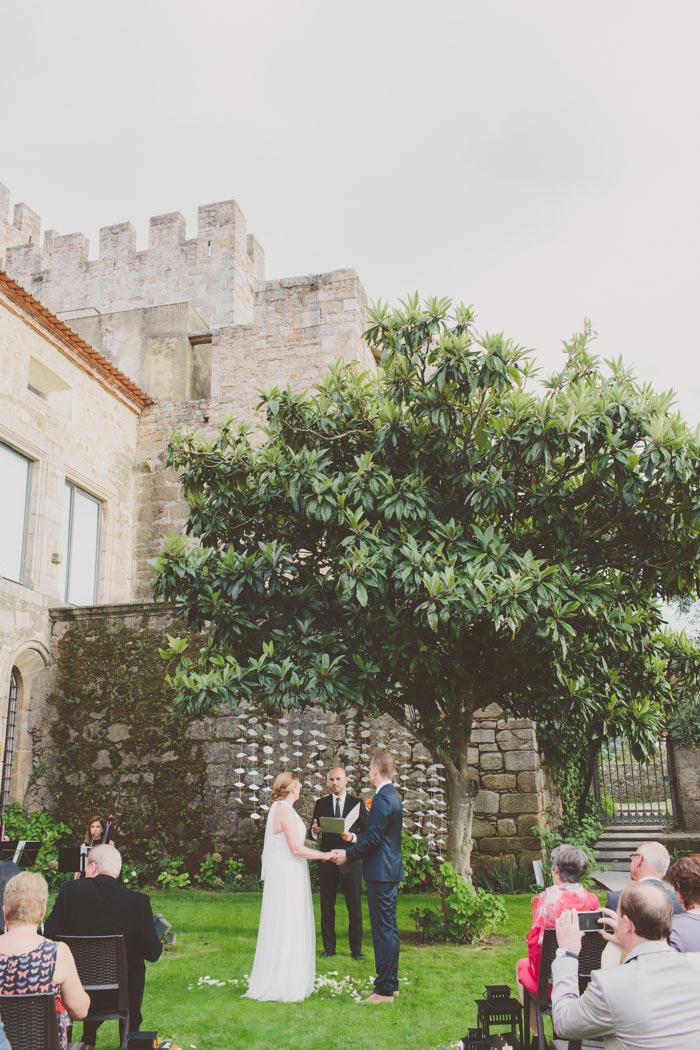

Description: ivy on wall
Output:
[42,614,210,874]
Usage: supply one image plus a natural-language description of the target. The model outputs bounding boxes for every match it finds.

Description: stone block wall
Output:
[129,269,373,598]
[470,703,560,873]
[1,185,264,328]
[672,743,700,833]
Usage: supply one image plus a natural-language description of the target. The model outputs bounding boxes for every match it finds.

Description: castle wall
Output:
[0,185,42,259]
[69,302,211,404]
[130,268,372,598]
[2,191,265,328]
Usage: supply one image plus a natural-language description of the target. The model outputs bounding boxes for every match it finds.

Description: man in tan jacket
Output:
[551,881,700,1050]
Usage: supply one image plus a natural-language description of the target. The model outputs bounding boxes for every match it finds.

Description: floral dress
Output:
[0,939,68,1050]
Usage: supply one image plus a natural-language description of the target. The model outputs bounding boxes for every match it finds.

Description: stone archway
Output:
[2,644,48,807]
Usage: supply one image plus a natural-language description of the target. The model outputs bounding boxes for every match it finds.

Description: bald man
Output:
[606,841,682,915]
[310,767,367,958]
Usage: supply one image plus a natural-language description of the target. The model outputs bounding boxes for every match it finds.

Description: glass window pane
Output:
[59,482,72,602]
[66,487,100,605]
[0,444,31,583]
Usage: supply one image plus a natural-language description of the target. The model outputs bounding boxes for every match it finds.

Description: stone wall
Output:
[671,743,700,833]
[1,188,264,328]
[128,269,372,598]
[26,603,552,874]
[0,285,145,803]
[470,704,560,874]
[70,302,211,404]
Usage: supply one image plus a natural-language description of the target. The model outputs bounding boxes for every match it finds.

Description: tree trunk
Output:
[444,750,478,882]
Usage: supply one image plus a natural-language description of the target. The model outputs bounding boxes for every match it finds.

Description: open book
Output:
[319,802,360,835]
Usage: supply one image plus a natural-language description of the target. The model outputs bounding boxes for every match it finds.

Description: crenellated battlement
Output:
[0,182,265,328]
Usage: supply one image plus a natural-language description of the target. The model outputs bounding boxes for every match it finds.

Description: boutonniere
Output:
[365,798,372,810]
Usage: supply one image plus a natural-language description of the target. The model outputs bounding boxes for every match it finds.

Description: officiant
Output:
[309,767,367,960]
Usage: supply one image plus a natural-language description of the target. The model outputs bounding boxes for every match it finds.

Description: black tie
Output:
[335,798,341,818]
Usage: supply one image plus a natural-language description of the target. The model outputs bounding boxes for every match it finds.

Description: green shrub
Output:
[195,852,225,888]
[474,861,537,895]
[224,856,261,892]
[400,831,438,892]
[157,857,191,890]
[1,803,73,890]
[669,700,700,748]
[410,862,506,943]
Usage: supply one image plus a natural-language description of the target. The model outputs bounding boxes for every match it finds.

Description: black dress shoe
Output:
[320,950,335,957]
[352,952,366,960]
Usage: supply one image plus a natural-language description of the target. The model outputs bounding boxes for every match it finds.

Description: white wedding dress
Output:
[244,800,316,1001]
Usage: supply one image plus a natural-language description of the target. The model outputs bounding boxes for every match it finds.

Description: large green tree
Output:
[152,297,700,878]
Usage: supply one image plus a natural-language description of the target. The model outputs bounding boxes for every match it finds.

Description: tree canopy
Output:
[152,296,700,876]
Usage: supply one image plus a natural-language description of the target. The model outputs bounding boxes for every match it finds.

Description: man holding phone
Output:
[552,882,700,1048]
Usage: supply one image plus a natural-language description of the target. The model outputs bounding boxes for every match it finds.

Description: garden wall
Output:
[26,603,555,875]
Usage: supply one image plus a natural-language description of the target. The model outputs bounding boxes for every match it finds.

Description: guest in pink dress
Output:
[517,843,599,999]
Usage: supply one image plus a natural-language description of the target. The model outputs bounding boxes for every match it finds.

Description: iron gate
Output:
[592,736,677,826]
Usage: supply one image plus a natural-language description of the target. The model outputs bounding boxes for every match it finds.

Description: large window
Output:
[0,443,31,584]
[60,481,101,605]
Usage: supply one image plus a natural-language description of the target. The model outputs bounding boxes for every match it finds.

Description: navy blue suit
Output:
[344,782,404,995]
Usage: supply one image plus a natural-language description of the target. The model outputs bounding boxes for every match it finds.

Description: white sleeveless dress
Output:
[244,800,316,1001]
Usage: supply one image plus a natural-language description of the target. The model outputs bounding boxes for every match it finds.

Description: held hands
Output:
[329,849,347,866]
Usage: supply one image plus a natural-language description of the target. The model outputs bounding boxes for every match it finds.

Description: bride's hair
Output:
[271,772,298,802]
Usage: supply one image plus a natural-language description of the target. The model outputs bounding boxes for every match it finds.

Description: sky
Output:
[2,1,700,420]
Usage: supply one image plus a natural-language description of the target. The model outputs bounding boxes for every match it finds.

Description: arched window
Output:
[0,670,19,813]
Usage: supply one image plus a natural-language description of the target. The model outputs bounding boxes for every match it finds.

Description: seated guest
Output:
[605,840,682,913]
[0,871,89,1050]
[667,856,700,951]
[517,843,599,1000]
[552,882,700,1048]
[45,843,162,1050]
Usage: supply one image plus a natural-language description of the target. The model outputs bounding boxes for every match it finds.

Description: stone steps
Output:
[593,824,666,872]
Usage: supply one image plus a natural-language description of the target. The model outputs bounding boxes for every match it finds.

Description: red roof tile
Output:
[0,269,154,413]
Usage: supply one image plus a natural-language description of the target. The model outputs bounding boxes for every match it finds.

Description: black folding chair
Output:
[57,934,130,1049]
[523,927,606,1050]
[0,991,62,1050]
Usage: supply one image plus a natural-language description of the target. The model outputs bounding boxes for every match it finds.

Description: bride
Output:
[245,771,330,1002]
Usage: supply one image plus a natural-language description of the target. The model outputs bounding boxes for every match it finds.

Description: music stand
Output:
[0,840,42,868]
[58,845,91,875]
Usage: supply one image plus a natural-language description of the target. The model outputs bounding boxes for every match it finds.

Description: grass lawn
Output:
[70,889,533,1050]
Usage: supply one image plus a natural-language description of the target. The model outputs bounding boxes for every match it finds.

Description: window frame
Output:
[62,480,102,605]
[0,441,32,586]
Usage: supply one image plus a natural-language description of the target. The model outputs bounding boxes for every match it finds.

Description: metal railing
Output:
[592,736,676,826]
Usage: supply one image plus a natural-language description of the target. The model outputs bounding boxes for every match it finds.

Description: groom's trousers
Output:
[319,860,363,955]
[366,880,400,996]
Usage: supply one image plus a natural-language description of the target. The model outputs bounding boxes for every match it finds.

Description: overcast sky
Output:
[2,2,700,420]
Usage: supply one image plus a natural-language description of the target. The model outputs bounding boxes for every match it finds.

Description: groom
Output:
[331,751,404,1004]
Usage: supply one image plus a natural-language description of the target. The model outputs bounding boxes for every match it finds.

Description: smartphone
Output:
[578,910,603,931]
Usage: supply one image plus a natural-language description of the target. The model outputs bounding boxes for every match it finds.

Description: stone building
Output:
[0,180,555,872]
[0,269,152,805]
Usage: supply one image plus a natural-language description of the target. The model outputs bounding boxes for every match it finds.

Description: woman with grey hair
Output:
[516,844,599,1002]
